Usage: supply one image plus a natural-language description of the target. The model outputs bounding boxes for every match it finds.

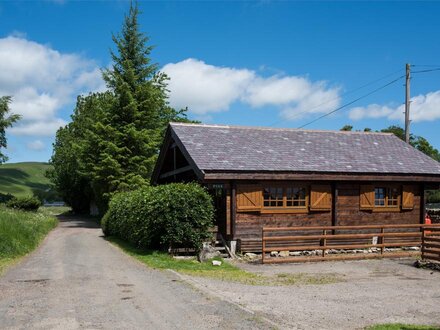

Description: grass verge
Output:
[107,237,341,286]
[366,324,440,330]
[0,205,59,275]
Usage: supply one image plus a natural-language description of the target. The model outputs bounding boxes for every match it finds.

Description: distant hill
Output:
[0,162,56,199]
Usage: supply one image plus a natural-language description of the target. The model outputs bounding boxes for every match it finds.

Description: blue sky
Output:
[1,1,440,163]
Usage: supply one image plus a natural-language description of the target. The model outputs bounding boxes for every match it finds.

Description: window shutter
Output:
[310,185,332,211]
[360,185,374,210]
[402,185,414,210]
[236,185,262,212]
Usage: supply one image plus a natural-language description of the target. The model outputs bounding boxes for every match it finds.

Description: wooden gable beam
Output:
[159,165,193,179]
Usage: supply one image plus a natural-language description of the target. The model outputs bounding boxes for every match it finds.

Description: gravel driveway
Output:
[0,216,267,330]
[185,258,440,330]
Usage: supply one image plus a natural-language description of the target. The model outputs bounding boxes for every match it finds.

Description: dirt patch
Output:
[185,258,440,330]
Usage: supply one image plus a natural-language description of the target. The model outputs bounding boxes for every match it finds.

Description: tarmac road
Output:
[0,216,266,330]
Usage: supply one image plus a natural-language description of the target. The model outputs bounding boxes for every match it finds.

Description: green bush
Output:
[6,196,42,211]
[0,192,14,204]
[103,183,214,252]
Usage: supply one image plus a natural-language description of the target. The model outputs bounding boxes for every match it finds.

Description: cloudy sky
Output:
[1,1,440,163]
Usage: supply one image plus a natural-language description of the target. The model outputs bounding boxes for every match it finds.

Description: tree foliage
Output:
[50,2,193,213]
[0,96,21,164]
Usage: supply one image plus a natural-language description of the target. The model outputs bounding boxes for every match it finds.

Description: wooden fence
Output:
[262,224,440,264]
[422,227,440,263]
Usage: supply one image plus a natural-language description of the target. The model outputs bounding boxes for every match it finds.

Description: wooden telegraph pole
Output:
[405,63,411,144]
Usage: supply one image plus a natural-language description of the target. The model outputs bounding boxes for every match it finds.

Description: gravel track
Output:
[0,216,268,330]
[188,258,440,329]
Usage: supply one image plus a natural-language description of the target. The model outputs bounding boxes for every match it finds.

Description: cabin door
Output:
[208,184,227,239]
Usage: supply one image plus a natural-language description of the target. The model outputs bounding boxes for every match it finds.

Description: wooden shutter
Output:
[360,185,375,210]
[402,185,414,210]
[236,185,262,212]
[310,185,332,211]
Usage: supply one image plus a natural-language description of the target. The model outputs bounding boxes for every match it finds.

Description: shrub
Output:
[6,196,42,211]
[103,183,214,252]
[0,193,14,204]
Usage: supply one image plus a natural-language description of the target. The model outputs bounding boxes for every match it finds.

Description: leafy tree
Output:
[50,2,194,213]
[85,1,192,210]
[48,93,114,213]
[0,96,20,163]
[340,125,353,131]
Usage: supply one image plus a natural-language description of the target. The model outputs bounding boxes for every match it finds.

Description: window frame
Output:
[261,183,309,214]
[372,185,401,212]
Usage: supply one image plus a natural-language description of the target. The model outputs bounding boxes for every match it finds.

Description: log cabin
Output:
[152,123,440,253]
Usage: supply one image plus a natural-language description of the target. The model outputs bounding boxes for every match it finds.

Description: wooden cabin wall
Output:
[336,183,421,226]
[232,182,422,253]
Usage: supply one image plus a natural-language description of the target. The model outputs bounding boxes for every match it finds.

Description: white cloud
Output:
[9,118,68,137]
[162,58,341,119]
[163,59,254,114]
[0,36,105,137]
[349,90,440,123]
[27,140,45,151]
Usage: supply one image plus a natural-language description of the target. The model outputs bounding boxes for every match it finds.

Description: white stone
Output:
[270,251,279,257]
[279,251,290,257]
[212,260,222,266]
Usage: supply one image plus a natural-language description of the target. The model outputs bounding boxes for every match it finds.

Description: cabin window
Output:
[374,187,399,208]
[360,184,401,211]
[263,186,308,209]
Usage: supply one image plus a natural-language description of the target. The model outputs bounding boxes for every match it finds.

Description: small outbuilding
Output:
[152,123,440,252]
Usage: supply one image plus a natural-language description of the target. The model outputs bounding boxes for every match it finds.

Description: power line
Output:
[412,64,440,68]
[297,75,405,129]
[412,68,440,74]
[268,68,404,127]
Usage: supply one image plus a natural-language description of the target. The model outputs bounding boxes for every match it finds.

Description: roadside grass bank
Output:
[0,206,60,274]
[39,206,71,217]
[107,237,340,286]
[366,324,440,330]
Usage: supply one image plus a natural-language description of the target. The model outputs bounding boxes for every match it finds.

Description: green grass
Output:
[107,237,341,285]
[39,206,72,217]
[0,162,53,198]
[0,206,58,274]
[366,324,440,330]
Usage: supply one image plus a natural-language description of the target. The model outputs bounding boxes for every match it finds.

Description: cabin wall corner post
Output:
[231,181,237,240]
[331,182,338,233]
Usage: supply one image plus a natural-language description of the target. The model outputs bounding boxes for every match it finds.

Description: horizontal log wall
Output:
[336,183,421,226]
[235,182,422,252]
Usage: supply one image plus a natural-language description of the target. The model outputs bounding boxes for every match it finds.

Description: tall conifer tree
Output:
[86,2,190,210]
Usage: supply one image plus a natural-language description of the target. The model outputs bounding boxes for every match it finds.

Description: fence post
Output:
[262,228,265,264]
[322,229,327,257]
[380,227,385,255]
[421,225,425,261]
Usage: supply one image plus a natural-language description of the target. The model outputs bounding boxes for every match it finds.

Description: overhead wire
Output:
[267,68,404,127]
[297,75,405,129]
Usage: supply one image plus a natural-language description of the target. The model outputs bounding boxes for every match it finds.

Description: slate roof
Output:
[170,123,440,175]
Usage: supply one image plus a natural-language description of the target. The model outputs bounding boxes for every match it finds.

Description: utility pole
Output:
[404,63,411,144]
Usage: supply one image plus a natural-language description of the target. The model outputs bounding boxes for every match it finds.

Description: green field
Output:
[0,162,54,198]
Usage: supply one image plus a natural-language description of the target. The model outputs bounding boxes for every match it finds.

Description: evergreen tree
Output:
[50,2,193,213]
[0,96,20,163]
[88,1,191,209]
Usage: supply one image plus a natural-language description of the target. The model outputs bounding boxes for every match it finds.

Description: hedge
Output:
[6,196,42,211]
[102,183,214,252]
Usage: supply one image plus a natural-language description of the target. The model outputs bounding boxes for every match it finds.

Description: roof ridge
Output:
[169,122,393,135]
